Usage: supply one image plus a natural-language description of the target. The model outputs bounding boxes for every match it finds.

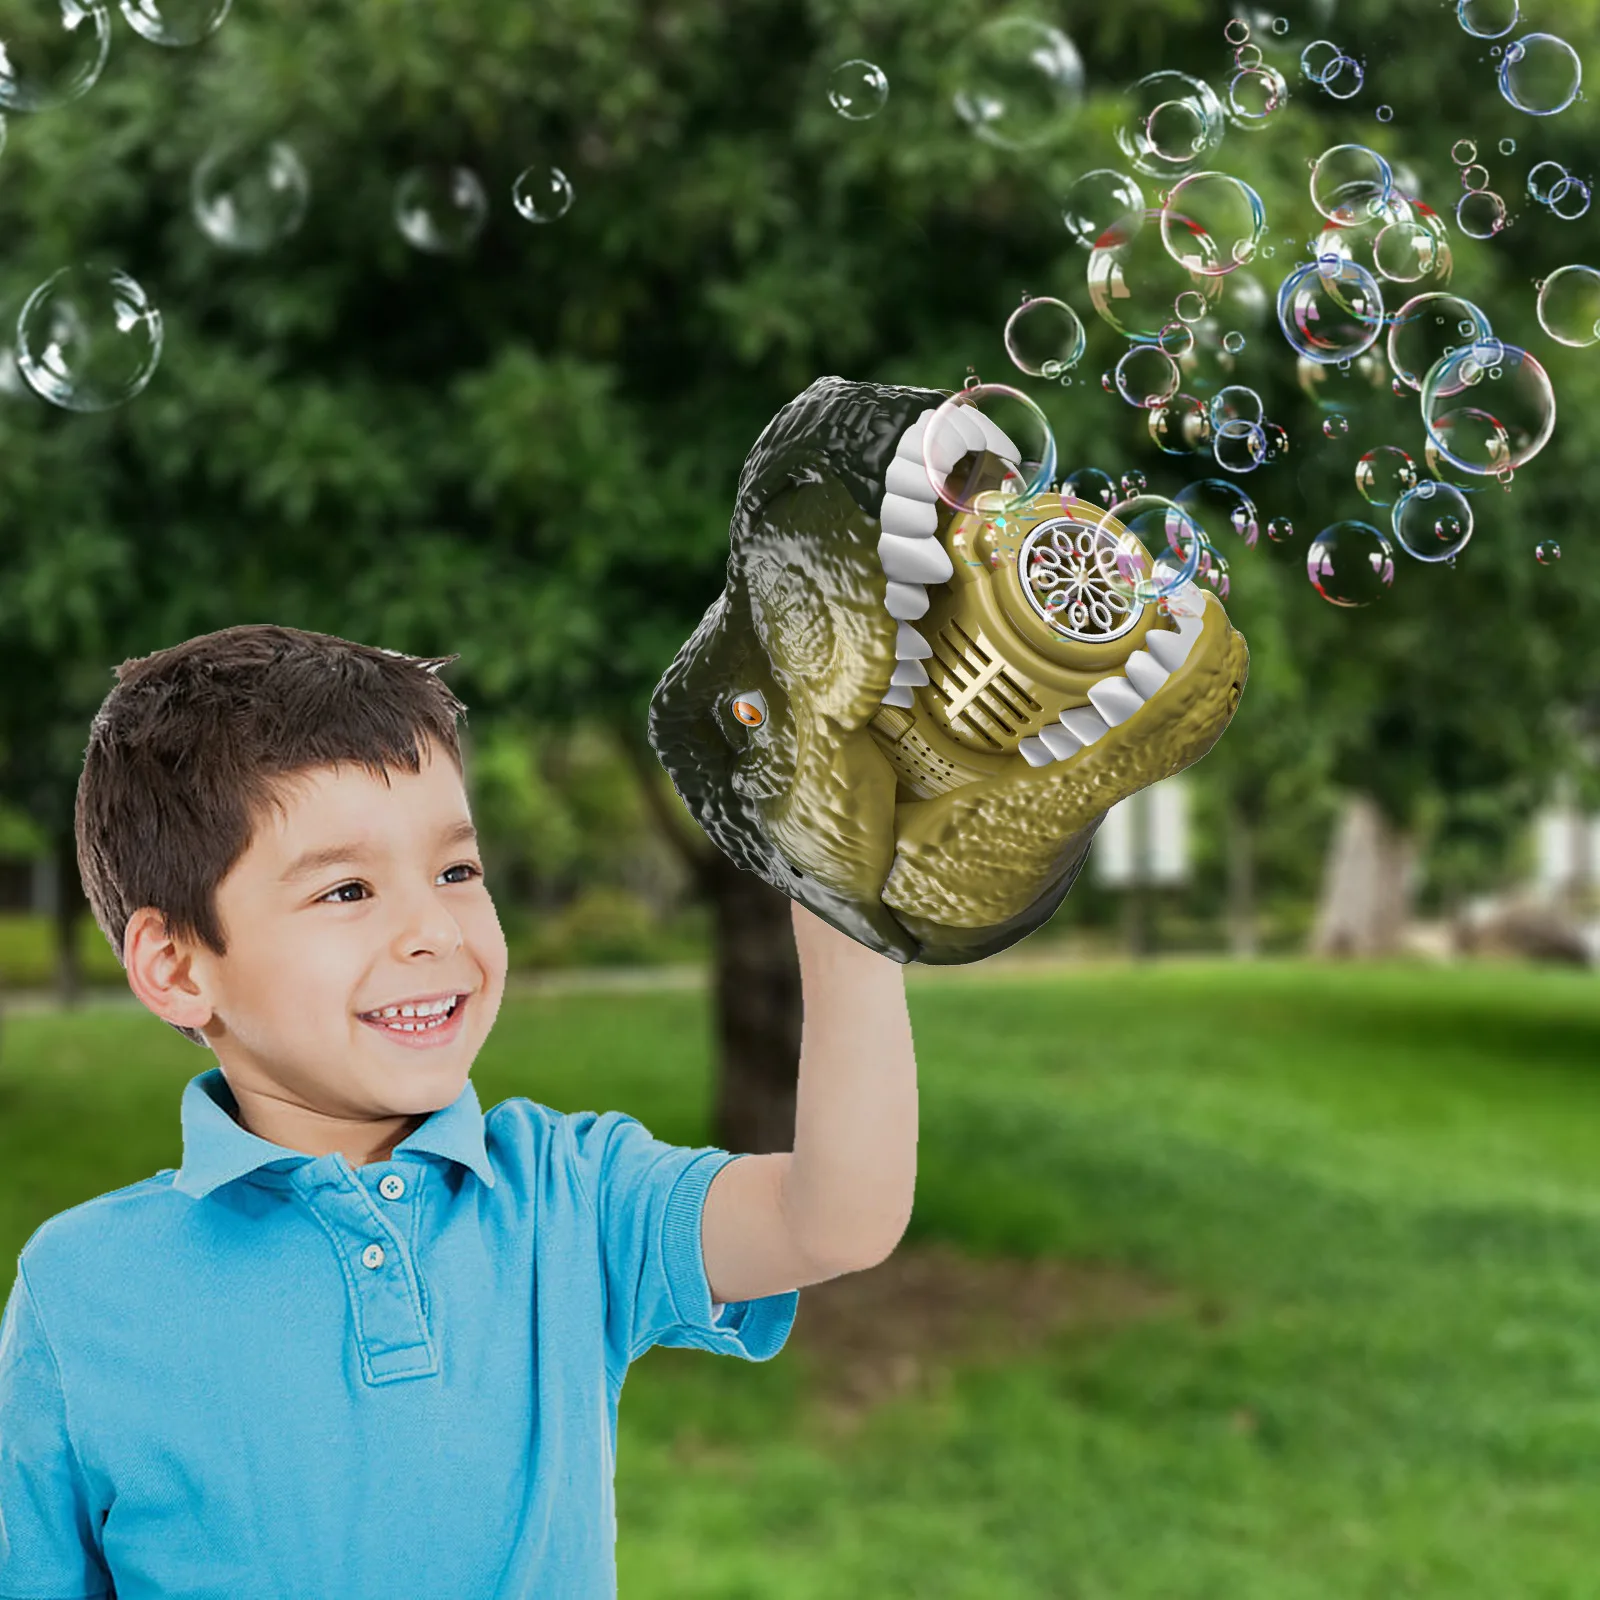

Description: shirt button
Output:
[379,1174,406,1201]
[362,1243,386,1270]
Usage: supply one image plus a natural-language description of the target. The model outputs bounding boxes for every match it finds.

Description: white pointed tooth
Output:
[880,684,917,709]
[1036,722,1082,761]
[924,422,970,476]
[880,492,938,540]
[890,658,930,687]
[1087,676,1145,727]
[1059,706,1109,746]
[947,406,989,454]
[894,409,938,462]
[1145,627,1195,673]
[895,622,933,661]
[1173,589,1209,635]
[967,408,1021,462]
[879,531,953,585]
[1123,649,1169,700]
[1018,734,1055,767]
[884,581,930,620]
[885,455,941,504]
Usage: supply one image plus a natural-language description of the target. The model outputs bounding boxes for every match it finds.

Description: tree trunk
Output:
[1310,793,1417,958]
[614,722,802,1155]
[53,840,86,1008]
[1224,794,1258,959]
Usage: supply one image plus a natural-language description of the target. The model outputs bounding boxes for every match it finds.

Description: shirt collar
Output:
[173,1065,498,1198]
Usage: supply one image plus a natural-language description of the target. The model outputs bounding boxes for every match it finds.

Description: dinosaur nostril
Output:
[1228,679,1243,713]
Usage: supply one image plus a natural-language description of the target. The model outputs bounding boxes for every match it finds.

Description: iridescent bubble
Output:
[116,0,230,46]
[0,0,110,111]
[1372,217,1446,284]
[1529,160,1568,202]
[1307,521,1396,606]
[1104,494,1206,602]
[512,165,574,224]
[1550,177,1591,220]
[16,265,162,412]
[1176,478,1260,547]
[1225,64,1290,129]
[1392,480,1474,562]
[1499,33,1582,116]
[828,59,888,119]
[1114,345,1181,407]
[1223,329,1246,353]
[1161,171,1267,274]
[1422,343,1554,474]
[191,138,309,253]
[1260,420,1291,462]
[1320,55,1365,99]
[1148,393,1213,453]
[1451,139,1479,165]
[953,17,1084,151]
[1355,445,1419,506]
[1224,17,1251,45]
[1460,164,1490,192]
[1005,296,1087,377]
[923,385,1056,514]
[1499,137,1517,154]
[1088,208,1224,340]
[1376,105,1394,122]
[1211,383,1265,426]
[1159,320,1197,357]
[1174,289,1209,322]
[1536,264,1600,347]
[1323,413,1349,438]
[1310,144,1393,225]
[1062,467,1117,510]
[1121,470,1149,496]
[1267,515,1295,542]
[394,166,487,254]
[1456,190,1507,238]
[1214,417,1268,472]
[1300,39,1342,82]
[1278,257,1385,365]
[1535,538,1560,564]
[1116,71,1225,179]
[1458,0,1518,38]
[1063,169,1145,248]
[1386,292,1493,390]
[1423,435,1490,494]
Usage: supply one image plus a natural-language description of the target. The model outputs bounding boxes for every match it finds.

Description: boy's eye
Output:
[318,863,483,905]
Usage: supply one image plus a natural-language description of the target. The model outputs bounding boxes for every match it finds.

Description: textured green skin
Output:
[648,377,1249,966]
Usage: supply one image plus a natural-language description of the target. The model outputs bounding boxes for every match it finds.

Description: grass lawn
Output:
[5,960,1600,1597]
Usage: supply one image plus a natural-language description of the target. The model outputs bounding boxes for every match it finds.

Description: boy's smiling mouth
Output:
[358,992,470,1042]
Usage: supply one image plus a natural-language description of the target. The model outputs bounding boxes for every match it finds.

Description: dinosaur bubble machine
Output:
[648,377,1249,964]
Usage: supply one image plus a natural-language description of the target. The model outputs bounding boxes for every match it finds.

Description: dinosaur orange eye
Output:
[731,690,767,727]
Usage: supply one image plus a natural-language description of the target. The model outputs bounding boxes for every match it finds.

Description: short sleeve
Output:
[0,1263,112,1600]
[569,1111,799,1373]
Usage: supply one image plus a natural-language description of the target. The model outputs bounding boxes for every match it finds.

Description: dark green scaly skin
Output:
[648,377,1250,965]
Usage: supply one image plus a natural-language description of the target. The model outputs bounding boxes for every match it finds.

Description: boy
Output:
[0,622,917,1598]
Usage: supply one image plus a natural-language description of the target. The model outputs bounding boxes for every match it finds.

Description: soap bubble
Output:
[512,165,574,224]
[1372,217,1447,283]
[953,17,1084,151]
[16,265,162,411]
[0,0,110,111]
[1500,137,1517,154]
[1392,480,1474,561]
[1460,164,1490,193]
[1062,466,1117,509]
[1300,39,1342,81]
[1211,383,1264,426]
[1121,470,1148,496]
[1114,344,1182,407]
[1458,0,1518,37]
[1267,516,1295,542]
[1356,445,1419,506]
[1214,416,1268,471]
[1376,104,1394,122]
[1176,478,1260,547]
[191,139,309,252]
[1225,63,1289,129]
[1386,292,1493,390]
[1223,329,1246,352]
[923,384,1056,515]
[1528,161,1568,202]
[1088,208,1224,340]
[1319,55,1365,99]
[1103,494,1206,601]
[1422,343,1554,474]
[1174,289,1209,322]
[1310,144,1393,224]
[1116,71,1225,179]
[1455,190,1507,239]
[1063,169,1145,248]
[828,59,888,119]
[1148,393,1213,453]
[117,0,230,46]
[1278,257,1385,365]
[1003,296,1086,378]
[394,166,487,255]
[1307,521,1396,606]
[1535,538,1560,564]
[1161,171,1266,273]
[1550,177,1592,219]
[1159,320,1197,357]
[1323,413,1349,438]
[1536,265,1600,347]
[1260,420,1291,462]
[1499,33,1582,115]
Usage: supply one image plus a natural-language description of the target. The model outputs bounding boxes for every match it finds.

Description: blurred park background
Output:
[5,0,1600,1592]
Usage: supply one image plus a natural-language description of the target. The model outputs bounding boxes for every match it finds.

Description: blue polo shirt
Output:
[0,1065,799,1599]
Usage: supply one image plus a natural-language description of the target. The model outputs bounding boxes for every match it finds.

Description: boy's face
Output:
[126,736,508,1165]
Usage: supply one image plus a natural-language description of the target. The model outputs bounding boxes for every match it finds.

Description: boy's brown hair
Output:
[75,623,468,1048]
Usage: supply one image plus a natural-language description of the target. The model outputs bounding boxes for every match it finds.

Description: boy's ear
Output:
[124,906,213,1030]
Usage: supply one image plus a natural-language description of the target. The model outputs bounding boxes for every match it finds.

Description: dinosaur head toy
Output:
[648,376,1249,964]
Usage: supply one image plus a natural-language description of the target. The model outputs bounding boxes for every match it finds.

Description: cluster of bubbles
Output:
[1447,139,1509,240]
[1528,158,1591,221]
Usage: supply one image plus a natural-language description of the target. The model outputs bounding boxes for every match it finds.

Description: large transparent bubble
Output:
[0,0,110,112]
[1114,345,1181,407]
[922,384,1056,515]
[191,139,309,253]
[953,17,1084,150]
[1148,394,1213,454]
[1004,296,1086,377]
[1392,480,1474,562]
[1537,265,1600,347]
[1176,478,1260,547]
[1099,493,1206,601]
[1458,0,1518,38]
[1386,292,1492,391]
[117,0,231,46]
[1310,145,1392,225]
[1421,343,1555,474]
[1089,207,1224,341]
[1062,169,1145,248]
[1115,71,1225,179]
[1307,521,1396,606]
[1161,171,1266,274]
[1498,33,1582,115]
[394,166,488,255]
[1355,445,1418,506]
[16,265,163,412]
[1225,63,1289,130]
[1277,258,1384,364]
